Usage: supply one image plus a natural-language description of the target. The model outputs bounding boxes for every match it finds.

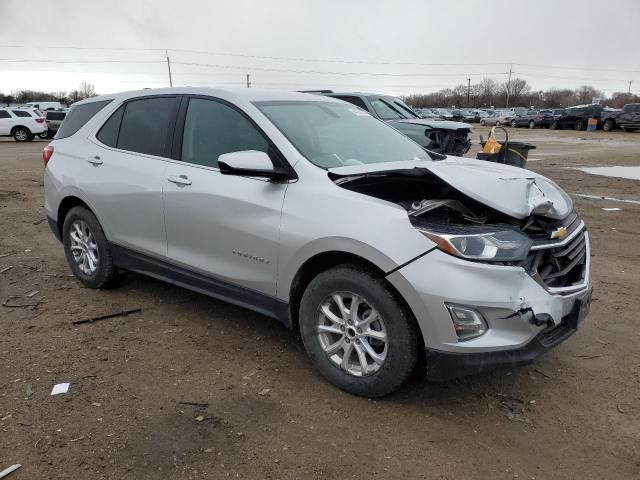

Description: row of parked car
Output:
[0,105,68,141]
[414,103,640,132]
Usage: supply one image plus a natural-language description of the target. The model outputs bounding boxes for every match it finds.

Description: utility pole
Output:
[466,78,471,107]
[506,63,513,108]
[246,74,251,88]
[629,80,633,95]
[166,50,173,88]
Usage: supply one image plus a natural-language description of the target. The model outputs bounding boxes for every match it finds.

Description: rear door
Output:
[163,96,288,298]
[0,110,12,135]
[88,96,179,258]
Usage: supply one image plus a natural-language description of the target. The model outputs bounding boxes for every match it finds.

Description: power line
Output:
[0,58,164,64]
[1,45,638,74]
[172,61,508,77]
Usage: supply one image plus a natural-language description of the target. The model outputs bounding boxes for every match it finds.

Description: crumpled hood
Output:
[328,156,573,220]
[391,119,472,130]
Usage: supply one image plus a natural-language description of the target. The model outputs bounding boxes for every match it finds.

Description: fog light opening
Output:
[446,304,488,341]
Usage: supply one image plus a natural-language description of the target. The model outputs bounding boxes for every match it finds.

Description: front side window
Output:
[12,110,32,118]
[256,101,429,169]
[181,98,270,168]
[117,97,177,157]
[46,112,66,121]
[368,98,405,120]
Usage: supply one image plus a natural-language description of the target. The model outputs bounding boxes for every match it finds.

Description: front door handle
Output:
[87,155,103,166]
[168,175,192,186]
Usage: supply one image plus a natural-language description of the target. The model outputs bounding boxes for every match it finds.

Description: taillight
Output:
[43,145,54,167]
[35,118,45,123]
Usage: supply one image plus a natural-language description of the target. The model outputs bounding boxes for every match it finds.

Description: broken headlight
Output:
[419,229,532,262]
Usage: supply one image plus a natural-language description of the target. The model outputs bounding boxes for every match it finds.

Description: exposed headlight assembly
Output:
[419,228,532,262]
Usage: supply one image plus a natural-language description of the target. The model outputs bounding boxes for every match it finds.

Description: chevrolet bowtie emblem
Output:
[550,226,568,240]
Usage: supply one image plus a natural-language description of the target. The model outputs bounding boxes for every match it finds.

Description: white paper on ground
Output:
[602,207,622,212]
[51,383,70,395]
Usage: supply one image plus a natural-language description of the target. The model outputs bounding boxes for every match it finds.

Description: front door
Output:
[163,97,288,297]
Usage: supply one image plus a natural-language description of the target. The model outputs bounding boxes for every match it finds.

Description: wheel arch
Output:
[284,250,425,353]
[10,125,32,135]
[56,195,95,239]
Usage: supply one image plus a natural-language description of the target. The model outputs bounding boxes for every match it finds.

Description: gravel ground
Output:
[1,127,639,479]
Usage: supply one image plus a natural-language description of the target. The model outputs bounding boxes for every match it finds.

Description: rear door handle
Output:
[87,155,103,166]
[168,175,192,186]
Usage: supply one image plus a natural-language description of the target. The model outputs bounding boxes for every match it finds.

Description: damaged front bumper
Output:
[386,248,592,381]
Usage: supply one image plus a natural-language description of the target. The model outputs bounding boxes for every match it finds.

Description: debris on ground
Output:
[258,388,271,396]
[0,464,22,479]
[0,266,14,274]
[72,308,142,325]
[497,394,528,422]
[575,354,602,359]
[602,207,622,212]
[50,383,70,396]
[2,295,40,309]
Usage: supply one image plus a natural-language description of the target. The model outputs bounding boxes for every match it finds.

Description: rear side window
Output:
[56,100,112,139]
[12,110,32,118]
[0,110,10,119]
[117,97,177,157]
[96,105,125,147]
[46,111,66,121]
[181,98,270,168]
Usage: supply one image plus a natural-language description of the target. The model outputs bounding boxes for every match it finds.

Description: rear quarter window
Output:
[46,112,66,121]
[56,100,112,139]
[12,110,32,118]
[0,110,11,119]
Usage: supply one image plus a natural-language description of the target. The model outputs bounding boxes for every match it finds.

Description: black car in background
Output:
[600,103,640,131]
[550,104,602,130]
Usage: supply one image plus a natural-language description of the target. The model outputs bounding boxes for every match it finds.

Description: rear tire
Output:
[299,265,419,397]
[38,131,49,139]
[13,127,32,142]
[62,206,116,289]
[495,121,501,126]
[529,120,535,128]
[603,119,614,132]
[574,120,584,130]
[480,120,486,126]
[511,120,517,128]
[551,120,559,130]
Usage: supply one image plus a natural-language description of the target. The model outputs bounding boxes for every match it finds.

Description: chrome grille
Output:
[526,223,589,293]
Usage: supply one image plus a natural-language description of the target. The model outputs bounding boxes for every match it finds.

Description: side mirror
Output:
[218,150,289,181]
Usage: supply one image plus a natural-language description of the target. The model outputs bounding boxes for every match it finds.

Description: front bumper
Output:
[425,286,591,380]
[386,247,592,380]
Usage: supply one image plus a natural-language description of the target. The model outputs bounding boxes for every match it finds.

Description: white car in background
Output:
[0,107,48,141]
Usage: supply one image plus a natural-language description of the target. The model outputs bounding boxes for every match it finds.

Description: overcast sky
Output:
[1,0,639,97]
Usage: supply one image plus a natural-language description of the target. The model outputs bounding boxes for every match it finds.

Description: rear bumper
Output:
[425,287,591,381]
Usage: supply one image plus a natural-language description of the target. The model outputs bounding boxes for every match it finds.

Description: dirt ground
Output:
[1,127,639,479]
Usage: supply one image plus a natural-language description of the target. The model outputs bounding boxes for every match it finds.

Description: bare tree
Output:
[475,78,499,107]
[574,85,604,105]
[78,81,97,99]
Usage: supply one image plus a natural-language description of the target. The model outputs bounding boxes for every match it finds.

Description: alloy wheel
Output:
[15,129,28,141]
[69,220,99,275]
[317,292,388,377]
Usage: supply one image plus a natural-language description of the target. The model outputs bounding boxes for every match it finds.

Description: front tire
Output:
[13,127,32,142]
[529,120,535,128]
[511,120,517,128]
[603,119,614,132]
[574,120,584,130]
[38,131,49,139]
[299,266,419,397]
[551,120,559,130]
[62,206,116,289]
[480,120,486,126]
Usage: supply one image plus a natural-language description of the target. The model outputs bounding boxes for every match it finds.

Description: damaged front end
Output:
[391,120,472,156]
[329,159,588,295]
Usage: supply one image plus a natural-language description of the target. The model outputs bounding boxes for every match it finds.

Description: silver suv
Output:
[44,88,592,397]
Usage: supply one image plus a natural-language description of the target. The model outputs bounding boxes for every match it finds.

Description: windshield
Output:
[255,101,430,169]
